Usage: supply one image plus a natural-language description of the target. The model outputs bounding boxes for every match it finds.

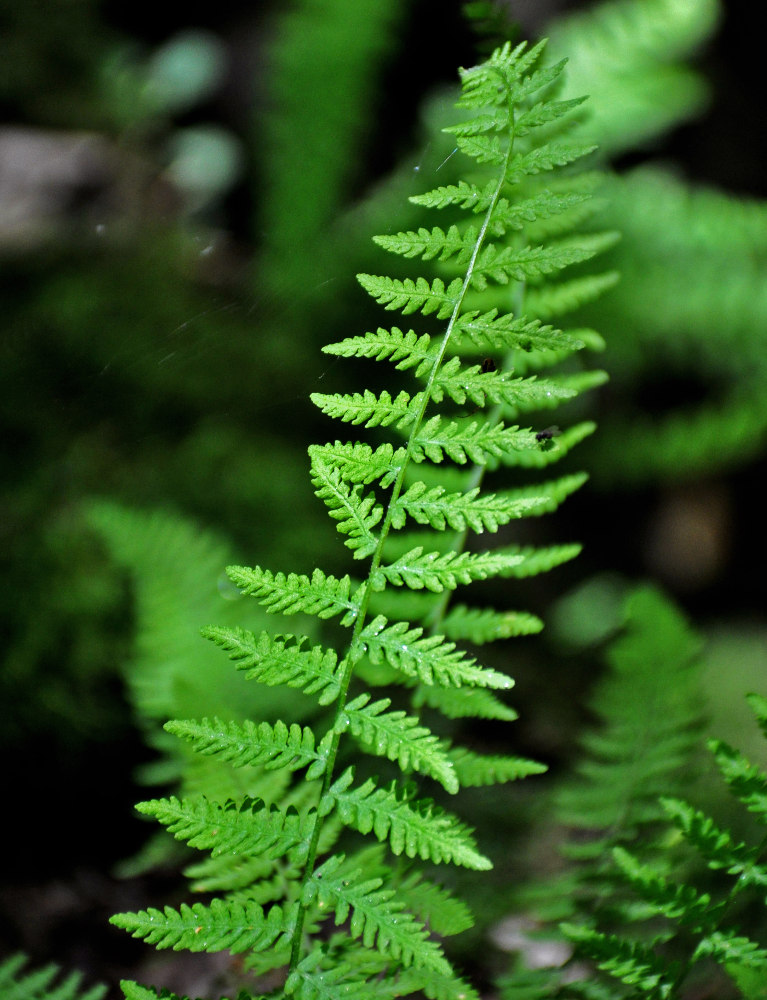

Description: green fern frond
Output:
[0,954,106,1000]
[611,845,724,928]
[116,35,609,997]
[660,797,767,890]
[357,274,462,319]
[338,692,458,793]
[397,871,475,938]
[561,924,678,996]
[708,737,767,821]
[415,683,517,722]
[201,626,345,704]
[450,308,584,354]
[136,794,315,862]
[373,544,527,592]
[324,770,491,870]
[111,897,296,954]
[305,854,453,975]
[692,930,767,971]
[309,441,405,488]
[225,567,360,623]
[310,455,383,559]
[322,327,435,376]
[361,615,513,689]
[392,481,545,533]
[164,717,331,779]
[440,604,544,643]
[449,747,547,787]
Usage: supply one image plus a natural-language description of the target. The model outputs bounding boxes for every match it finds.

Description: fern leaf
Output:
[409,178,497,212]
[322,327,435,376]
[496,542,582,577]
[337,692,458,793]
[285,950,375,1000]
[431,365,579,411]
[708,738,767,822]
[449,748,547,787]
[305,854,453,975]
[226,566,359,624]
[693,930,767,971]
[506,139,598,183]
[660,797,767,890]
[309,440,405,488]
[361,615,514,690]
[397,872,475,938]
[0,954,106,1000]
[524,270,621,319]
[412,417,538,466]
[164,717,331,779]
[372,545,526,592]
[357,273,462,319]
[415,684,517,722]
[392,481,545,533]
[562,924,678,995]
[440,604,543,643]
[373,225,477,264]
[611,845,724,928]
[470,236,614,290]
[310,454,383,558]
[201,626,345,704]
[311,388,425,429]
[324,770,491,870]
[451,308,585,354]
[111,898,295,954]
[136,795,314,862]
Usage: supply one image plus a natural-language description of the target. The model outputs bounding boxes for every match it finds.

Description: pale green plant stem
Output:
[287,83,518,976]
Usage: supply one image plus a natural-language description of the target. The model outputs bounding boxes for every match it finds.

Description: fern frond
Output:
[524,270,621,319]
[324,770,491,870]
[305,854,453,975]
[562,924,678,996]
[111,898,296,954]
[201,626,345,704]
[226,567,359,624]
[708,738,767,821]
[392,480,545,533]
[136,795,315,862]
[412,417,537,466]
[440,604,544,643]
[373,544,527,592]
[361,615,513,690]
[451,308,585,354]
[415,683,517,722]
[357,274,462,319]
[397,872,475,937]
[431,366,579,410]
[322,327,435,376]
[660,797,767,890]
[692,930,767,971]
[284,949,377,1000]
[311,388,425,429]
[165,717,331,779]
[611,845,724,928]
[0,954,106,1000]
[338,692,458,793]
[309,441,405,488]
[449,747,547,787]
[309,454,383,559]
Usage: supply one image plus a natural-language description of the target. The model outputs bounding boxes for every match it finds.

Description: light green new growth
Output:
[113,40,612,999]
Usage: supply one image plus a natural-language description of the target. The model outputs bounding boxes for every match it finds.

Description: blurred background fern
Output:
[2,0,766,996]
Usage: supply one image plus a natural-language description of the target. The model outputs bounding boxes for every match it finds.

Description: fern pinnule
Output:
[114,39,610,997]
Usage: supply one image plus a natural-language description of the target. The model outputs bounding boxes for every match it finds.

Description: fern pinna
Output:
[113,41,612,1000]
